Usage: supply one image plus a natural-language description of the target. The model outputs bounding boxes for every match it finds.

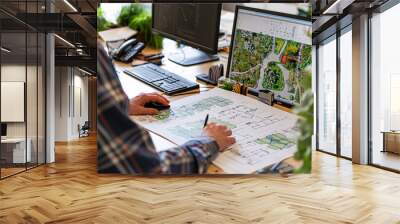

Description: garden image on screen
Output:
[229,8,312,105]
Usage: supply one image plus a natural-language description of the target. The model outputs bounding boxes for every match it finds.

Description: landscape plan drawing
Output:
[133,88,299,174]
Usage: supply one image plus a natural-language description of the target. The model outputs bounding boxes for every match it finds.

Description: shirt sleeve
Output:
[158,136,219,174]
[97,42,219,174]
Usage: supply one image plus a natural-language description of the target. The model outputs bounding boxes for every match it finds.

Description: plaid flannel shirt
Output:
[97,45,219,174]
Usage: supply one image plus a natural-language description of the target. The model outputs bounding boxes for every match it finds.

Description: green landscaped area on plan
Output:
[262,62,284,91]
[229,29,312,104]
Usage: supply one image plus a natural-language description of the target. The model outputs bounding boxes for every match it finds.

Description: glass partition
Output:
[27,30,38,169]
[317,36,337,155]
[0,0,46,179]
[0,24,28,178]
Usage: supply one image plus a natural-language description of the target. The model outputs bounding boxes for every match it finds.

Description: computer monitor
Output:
[1,123,7,138]
[227,6,312,105]
[152,3,221,66]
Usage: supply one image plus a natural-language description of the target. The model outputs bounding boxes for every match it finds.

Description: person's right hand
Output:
[203,123,236,152]
[129,92,170,115]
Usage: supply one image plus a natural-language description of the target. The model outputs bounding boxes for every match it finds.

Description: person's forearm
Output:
[158,136,219,174]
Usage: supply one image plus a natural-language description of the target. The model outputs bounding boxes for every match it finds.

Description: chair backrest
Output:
[82,121,90,129]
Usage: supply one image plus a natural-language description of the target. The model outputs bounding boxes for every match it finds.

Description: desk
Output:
[1,138,32,164]
[107,39,300,173]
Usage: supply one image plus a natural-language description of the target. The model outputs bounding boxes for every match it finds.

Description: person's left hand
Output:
[129,92,170,115]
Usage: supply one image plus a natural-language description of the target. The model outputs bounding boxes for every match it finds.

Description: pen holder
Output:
[196,64,224,85]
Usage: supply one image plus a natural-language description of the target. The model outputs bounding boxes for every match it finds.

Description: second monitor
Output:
[152,3,221,66]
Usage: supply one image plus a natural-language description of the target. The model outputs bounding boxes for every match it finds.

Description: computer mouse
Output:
[144,102,170,110]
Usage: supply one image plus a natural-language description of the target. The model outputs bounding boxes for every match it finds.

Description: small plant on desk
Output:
[97,7,113,32]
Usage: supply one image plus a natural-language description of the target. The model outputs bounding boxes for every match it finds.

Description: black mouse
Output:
[144,102,170,110]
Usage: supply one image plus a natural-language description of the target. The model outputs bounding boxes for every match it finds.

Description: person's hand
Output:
[203,123,236,152]
[129,92,169,115]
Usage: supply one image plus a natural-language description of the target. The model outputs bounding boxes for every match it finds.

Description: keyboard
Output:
[124,63,199,95]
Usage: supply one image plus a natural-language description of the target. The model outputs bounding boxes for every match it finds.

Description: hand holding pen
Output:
[202,114,236,152]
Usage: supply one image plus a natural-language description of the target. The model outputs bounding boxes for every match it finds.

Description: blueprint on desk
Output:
[133,88,299,174]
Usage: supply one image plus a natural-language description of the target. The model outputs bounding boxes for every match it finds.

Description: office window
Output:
[317,36,337,154]
[370,3,400,171]
[339,28,352,158]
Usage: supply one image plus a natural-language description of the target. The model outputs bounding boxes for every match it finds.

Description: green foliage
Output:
[230,30,272,88]
[128,12,163,49]
[219,78,234,91]
[97,7,112,32]
[117,4,145,26]
[274,38,285,54]
[299,70,312,90]
[282,41,301,71]
[299,45,312,69]
[117,4,163,49]
[262,62,284,91]
[297,5,312,18]
[293,90,313,173]
[285,41,300,56]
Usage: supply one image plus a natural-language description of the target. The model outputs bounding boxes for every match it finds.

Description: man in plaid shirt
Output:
[97,45,235,174]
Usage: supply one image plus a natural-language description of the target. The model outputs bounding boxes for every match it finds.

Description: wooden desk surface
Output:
[110,39,300,173]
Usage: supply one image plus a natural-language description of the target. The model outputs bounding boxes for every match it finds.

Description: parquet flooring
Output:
[1,135,400,224]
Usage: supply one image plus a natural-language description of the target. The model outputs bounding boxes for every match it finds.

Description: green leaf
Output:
[117,4,163,49]
[293,90,313,173]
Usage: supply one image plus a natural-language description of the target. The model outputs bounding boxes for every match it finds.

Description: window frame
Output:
[315,24,353,160]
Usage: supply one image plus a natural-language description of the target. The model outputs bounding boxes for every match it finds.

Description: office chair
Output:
[78,121,90,138]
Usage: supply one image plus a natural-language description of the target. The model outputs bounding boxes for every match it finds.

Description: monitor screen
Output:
[1,123,7,137]
[227,6,312,105]
[152,3,221,54]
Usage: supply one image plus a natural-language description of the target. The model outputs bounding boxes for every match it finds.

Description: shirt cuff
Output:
[183,136,219,173]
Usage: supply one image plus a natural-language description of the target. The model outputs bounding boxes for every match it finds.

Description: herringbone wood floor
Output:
[0,135,399,224]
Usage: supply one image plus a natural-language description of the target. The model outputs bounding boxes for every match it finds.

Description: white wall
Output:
[1,65,30,138]
[55,66,69,141]
[54,67,89,141]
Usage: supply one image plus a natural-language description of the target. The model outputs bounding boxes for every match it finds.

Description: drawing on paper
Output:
[133,88,299,174]
[153,96,233,122]
[256,132,296,150]
[168,117,237,139]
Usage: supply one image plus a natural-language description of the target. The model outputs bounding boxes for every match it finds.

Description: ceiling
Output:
[311,0,391,44]
[0,0,98,73]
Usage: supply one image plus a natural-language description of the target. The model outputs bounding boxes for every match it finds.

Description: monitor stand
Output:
[168,45,219,66]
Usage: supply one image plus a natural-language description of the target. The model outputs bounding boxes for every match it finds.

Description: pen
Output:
[203,114,209,128]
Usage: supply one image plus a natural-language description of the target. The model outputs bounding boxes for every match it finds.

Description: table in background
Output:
[381,131,400,155]
[0,138,32,166]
